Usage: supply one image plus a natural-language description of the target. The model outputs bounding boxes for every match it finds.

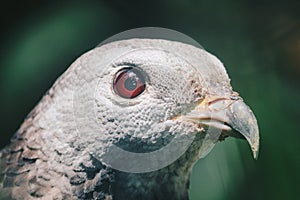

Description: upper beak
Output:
[183,95,260,159]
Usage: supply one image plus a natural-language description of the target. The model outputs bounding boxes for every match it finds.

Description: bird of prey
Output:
[0,36,259,200]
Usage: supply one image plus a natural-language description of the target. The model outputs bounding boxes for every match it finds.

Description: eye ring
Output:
[113,67,146,99]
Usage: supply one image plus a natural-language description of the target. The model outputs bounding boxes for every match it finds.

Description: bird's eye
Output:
[113,67,146,99]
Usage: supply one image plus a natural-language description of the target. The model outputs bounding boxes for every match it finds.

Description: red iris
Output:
[113,68,146,99]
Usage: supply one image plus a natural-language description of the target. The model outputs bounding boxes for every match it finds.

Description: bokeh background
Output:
[0,0,299,199]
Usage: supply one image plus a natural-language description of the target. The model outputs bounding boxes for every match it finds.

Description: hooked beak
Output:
[183,95,259,159]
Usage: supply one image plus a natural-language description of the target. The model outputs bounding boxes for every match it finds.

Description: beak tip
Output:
[253,152,259,160]
[227,99,260,160]
[245,133,259,159]
[252,147,259,160]
[251,138,260,160]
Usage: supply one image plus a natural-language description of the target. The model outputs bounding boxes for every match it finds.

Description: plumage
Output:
[0,38,259,200]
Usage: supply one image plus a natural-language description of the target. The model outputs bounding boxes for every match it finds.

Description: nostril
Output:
[230,91,240,101]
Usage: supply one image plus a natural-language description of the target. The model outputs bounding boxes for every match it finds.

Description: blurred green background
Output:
[0,0,299,199]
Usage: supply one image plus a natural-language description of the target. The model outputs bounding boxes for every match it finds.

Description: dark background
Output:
[0,0,299,199]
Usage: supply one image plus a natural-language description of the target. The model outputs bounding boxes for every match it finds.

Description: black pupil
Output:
[124,76,137,91]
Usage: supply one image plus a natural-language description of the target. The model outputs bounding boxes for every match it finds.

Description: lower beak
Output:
[183,97,259,159]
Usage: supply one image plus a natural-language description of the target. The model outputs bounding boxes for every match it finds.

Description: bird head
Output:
[63,38,259,173]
